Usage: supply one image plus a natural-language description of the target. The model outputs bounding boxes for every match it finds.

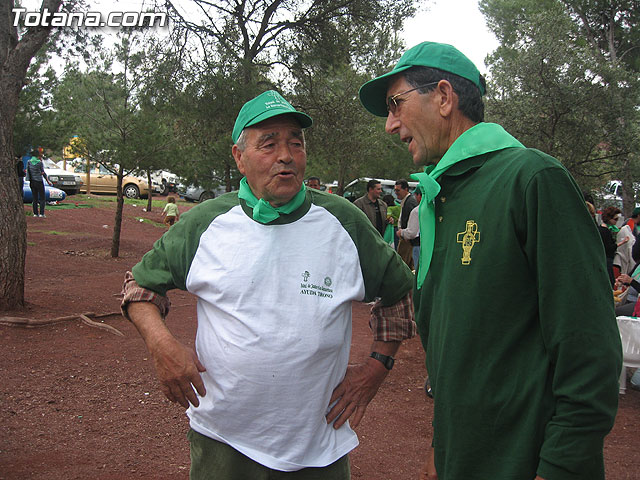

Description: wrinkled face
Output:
[232,115,306,207]
[369,183,382,200]
[384,75,445,167]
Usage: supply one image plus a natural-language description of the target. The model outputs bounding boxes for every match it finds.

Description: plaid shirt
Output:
[121,271,415,341]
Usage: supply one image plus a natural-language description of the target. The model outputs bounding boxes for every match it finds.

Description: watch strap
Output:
[370,351,395,370]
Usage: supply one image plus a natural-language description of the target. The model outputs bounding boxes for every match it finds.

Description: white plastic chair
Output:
[617,316,640,394]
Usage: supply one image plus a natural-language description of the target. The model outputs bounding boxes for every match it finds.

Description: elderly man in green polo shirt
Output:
[359,41,622,480]
[121,90,415,479]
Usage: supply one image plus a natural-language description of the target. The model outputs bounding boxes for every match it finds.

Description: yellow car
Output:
[71,163,151,199]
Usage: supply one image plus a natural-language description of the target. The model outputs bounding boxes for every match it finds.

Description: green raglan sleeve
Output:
[132,193,239,295]
[315,192,414,305]
[521,162,622,480]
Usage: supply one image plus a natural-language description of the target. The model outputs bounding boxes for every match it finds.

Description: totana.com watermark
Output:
[12,8,168,28]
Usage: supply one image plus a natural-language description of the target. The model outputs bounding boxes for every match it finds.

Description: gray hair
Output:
[236,130,248,151]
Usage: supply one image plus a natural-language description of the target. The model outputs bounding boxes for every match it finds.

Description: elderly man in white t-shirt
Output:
[121,90,415,480]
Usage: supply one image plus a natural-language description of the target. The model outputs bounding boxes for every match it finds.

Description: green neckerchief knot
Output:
[29,156,40,165]
[410,122,525,289]
[238,176,306,224]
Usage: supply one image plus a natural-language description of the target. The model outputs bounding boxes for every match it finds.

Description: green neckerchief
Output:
[410,122,525,289]
[29,156,40,165]
[608,224,620,235]
[238,176,307,224]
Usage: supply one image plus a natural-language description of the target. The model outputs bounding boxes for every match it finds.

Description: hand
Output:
[419,446,437,479]
[396,229,403,238]
[616,273,632,286]
[149,335,207,408]
[326,360,388,429]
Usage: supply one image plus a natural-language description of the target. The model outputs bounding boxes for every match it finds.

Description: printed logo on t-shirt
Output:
[300,271,334,299]
[456,220,480,265]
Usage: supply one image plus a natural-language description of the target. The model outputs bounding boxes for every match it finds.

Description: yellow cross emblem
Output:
[456,220,480,265]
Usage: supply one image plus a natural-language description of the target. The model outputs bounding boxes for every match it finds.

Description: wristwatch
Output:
[369,352,395,370]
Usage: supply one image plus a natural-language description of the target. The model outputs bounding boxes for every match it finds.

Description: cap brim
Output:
[245,109,313,131]
[359,65,411,117]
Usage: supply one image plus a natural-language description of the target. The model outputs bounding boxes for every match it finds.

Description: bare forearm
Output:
[127,302,174,352]
[371,340,400,356]
[127,301,206,407]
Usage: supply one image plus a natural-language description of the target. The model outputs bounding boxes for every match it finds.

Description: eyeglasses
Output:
[386,82,439,114]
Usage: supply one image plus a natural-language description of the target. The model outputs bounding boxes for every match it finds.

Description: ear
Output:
[232,145,246,175]
[436,80,456,118]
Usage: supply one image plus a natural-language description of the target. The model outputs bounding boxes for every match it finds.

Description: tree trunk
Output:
[0,123,27,309]
[111,166,124,258]
[146,170,153,212]
[0,0,63,310]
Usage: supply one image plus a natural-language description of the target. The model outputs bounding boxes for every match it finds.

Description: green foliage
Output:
[163,0,421,189]
[480,0,640,203]
[15,0,426,193]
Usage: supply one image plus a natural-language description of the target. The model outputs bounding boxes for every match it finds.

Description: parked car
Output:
[149,170,179,195]
[179,184,230,203]
[69,162,151,199]
[42,159,83,195]
[342,177,418,202]
[23,182,66,204]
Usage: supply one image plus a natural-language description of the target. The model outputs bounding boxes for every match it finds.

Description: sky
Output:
[402,0,499,72]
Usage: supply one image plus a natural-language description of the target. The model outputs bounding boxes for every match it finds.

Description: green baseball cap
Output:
[359,41,485,117]
[232,90,313,143]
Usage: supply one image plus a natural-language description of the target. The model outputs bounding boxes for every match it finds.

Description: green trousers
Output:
[188,429,351,480]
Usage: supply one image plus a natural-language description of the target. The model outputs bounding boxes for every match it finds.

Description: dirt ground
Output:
[1,197,639,479]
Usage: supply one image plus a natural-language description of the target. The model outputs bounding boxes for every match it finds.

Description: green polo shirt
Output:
[414,144,622,479]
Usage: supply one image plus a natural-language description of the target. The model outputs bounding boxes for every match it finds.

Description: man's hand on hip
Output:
[326,340,400,429]
[326,359,388,429]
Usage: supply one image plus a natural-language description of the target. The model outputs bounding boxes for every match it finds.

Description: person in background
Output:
[16,154,26,192]
[353,179,388,237]
[615,266,640,316]
[384,193,402,250]
[614,222,635,277]
[161,196,180,227]
[359,40,621,480]
[306,176,322,190]
[382,194,398,247]
[26,149,48,218]
[397,186,422,271]
[624,207,640,237]
[394,179,418,269]
[596,206,620,285]
[121,90,415,479]
[600,207,630,278]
